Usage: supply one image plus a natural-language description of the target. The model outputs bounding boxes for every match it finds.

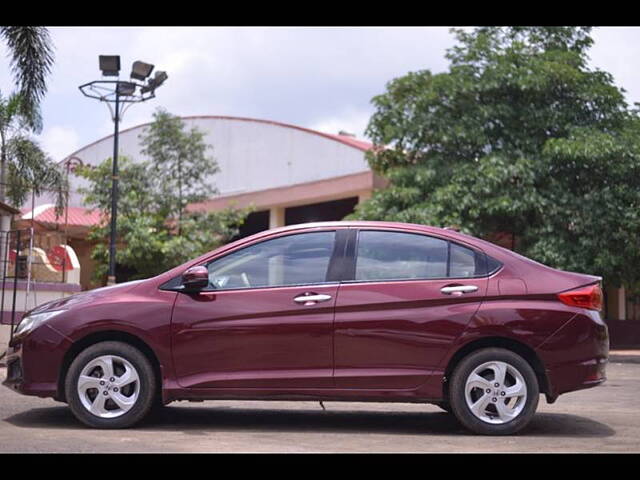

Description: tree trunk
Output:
[177,156,182,236]
[0,131,9,282]
[0,130,6,203]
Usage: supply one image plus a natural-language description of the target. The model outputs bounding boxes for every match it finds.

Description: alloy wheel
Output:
[77,355,140,419]
[464,360,527,424]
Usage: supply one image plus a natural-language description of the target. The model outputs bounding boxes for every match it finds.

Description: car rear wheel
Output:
[65,341,156,429]
[449,348,539,435]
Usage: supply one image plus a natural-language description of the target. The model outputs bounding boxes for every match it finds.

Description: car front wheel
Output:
[449,348,539,435]
[65,341,156,429]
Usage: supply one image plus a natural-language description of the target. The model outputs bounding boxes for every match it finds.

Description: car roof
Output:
[261,221,531,259]
[260,220,465,239]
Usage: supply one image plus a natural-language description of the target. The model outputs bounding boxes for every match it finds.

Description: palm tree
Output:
[0,92,67,212]
[0,26,55,204]
[0,26,54,133]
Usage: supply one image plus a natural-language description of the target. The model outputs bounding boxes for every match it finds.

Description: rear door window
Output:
[450,242,479,278]
[355,231,448,281]
[354,230,500,282]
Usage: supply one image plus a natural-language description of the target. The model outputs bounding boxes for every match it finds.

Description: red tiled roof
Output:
[22,205,102,228]
[0,201,20,215]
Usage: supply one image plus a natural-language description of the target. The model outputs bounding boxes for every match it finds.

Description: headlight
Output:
[14,311,64,338]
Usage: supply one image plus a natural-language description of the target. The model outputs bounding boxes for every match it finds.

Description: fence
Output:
[0,228,81,341]
[1,228,74,284]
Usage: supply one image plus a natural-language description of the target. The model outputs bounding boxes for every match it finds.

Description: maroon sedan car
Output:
[3,221,608,435]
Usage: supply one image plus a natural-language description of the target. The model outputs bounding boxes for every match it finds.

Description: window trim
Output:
[339,228,502,285]
[160,229,343,293]
[326,228,356,282]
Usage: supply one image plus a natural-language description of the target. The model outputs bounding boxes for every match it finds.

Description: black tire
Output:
[65,341,156,429]
[433,402,452,413]
[449,348,539,435]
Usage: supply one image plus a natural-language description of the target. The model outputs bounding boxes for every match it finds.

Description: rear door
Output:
[334,229,490,390]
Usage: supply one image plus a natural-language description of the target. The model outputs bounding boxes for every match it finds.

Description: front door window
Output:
[206,231,336,290]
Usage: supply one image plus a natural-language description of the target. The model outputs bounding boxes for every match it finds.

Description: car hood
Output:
[28,279,146,316]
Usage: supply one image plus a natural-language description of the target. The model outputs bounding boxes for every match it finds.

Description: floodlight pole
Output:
[108,89,120,286]
[79,58,167,286]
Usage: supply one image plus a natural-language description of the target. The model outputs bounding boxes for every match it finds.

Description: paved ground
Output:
[0,361,638,453]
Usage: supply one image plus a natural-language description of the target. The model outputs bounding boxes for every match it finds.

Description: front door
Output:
[334,229,490,390]
[171,230,339,389]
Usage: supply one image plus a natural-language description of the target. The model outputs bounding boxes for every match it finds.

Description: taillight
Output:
[557,283,603,311]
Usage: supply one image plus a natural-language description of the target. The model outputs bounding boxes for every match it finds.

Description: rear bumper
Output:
[536,310,609,399]
[2,325,72,399]
[544,356,607,401]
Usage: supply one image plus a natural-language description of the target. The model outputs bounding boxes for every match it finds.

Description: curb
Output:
[609,354,640,365]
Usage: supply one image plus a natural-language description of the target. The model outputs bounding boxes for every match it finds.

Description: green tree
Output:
[0,27,64,212]
[1,26,54,132]
[0,92,66,211]
[139,108,220,232]
[352,26,640,291]
[77,126,250,283]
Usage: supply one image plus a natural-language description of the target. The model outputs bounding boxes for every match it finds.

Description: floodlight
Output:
[130,61,154,81]
[141,71,168,94]
[99,55,120,76]
[116,82,136,96]
[154,71,168,87]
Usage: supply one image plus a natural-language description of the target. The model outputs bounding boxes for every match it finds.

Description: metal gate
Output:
[0,229,29,342]
[0,227,71,344]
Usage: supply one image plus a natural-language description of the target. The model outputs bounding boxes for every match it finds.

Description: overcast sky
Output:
[1,26,640,161]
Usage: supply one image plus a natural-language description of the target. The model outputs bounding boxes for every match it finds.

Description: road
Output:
[0,362,638,453]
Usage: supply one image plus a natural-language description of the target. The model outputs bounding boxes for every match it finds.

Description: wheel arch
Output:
[442,336,550,402]
[56,330,163,404]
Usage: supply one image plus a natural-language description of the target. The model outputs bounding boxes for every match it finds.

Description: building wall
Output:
[68,237,99,291]
[59,117,371,209]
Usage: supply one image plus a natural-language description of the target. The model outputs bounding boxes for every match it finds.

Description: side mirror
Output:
[181,266,209,291]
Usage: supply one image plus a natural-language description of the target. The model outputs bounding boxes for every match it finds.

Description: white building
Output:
[22,116,382,288]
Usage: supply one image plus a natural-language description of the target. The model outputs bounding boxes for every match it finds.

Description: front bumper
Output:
[536,310,609,399]
[3,324,72,399]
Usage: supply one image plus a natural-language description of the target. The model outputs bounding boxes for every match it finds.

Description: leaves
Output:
[77,112,250,283]
[0,26,54,132]
[138,108,219,224]
[0,91,67,211]
[0,27,56,209]
[354,26,640,294]
[5,135,68,212]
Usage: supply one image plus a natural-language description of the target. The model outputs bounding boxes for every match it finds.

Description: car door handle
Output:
[294,294,333,305]
[440,285,479,295]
